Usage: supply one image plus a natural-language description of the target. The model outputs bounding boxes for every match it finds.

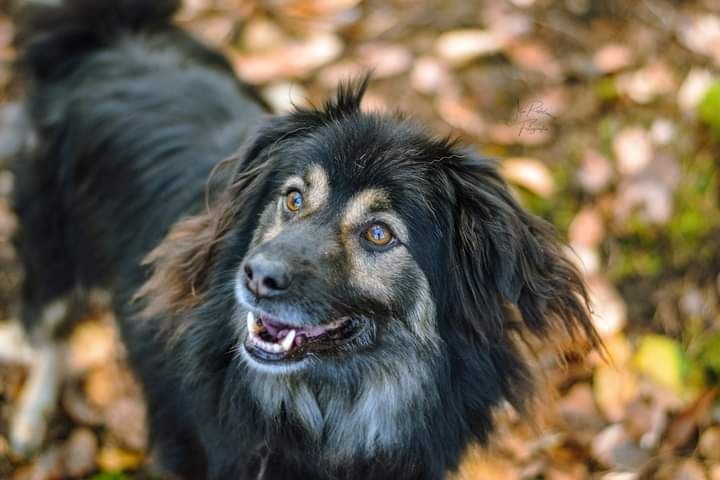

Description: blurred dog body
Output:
[11,1,599,479]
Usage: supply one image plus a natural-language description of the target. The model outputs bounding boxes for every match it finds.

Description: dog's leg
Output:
[10,341,65,456]
[10,299,69,456]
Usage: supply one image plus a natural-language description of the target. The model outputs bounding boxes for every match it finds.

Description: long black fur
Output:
[12,2,601,479]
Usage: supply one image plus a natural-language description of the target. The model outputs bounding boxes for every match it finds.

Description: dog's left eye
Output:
[362,223,395,250]
[286,190,304,212]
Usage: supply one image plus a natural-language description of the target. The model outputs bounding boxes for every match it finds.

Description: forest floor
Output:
[0,0,720,479]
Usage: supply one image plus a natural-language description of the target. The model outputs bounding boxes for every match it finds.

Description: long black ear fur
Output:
[447,152,601,348]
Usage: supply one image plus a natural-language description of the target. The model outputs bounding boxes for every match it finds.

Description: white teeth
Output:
[246,311,257,334]
[280,330,296,351]
[250,336,284,353]
[245,312,295,355]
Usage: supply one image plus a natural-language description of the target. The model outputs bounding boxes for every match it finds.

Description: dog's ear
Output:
[446,151,600,349]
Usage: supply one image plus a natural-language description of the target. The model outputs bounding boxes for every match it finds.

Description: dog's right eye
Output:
[286,190,304,212]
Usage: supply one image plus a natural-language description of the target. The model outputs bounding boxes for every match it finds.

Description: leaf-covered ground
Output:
[1,0,719,478]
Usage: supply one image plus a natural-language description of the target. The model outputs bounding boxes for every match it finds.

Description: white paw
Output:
[9,343,64,457]
[10,408,48,457]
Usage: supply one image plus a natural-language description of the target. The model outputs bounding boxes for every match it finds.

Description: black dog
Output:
[10,1,600,478]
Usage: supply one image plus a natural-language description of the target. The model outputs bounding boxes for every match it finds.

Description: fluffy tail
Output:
[14,0,181,80]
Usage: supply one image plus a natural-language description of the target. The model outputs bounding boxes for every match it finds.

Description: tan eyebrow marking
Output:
[341,189,411,243]
[341,189,391,231]
[279,164,329,215]
[305,164,329,213]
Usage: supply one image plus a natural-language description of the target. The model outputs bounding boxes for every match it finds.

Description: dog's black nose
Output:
[243,256,290,298]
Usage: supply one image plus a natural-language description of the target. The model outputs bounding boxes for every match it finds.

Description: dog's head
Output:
[141,78,600,452]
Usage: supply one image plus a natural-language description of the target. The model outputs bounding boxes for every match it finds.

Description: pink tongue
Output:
[261,316,332,339]
[304,325,329,337]
[261,318,282,337]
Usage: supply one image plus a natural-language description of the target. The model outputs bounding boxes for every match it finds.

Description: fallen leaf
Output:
[357,8,397,38]
[673,458,708,480]
[591,424,651,471]
[434,29,503,66]
[613,126,652,177]
[505,40,563,80]
[178,0,214,19]
[593,43,634,73]
[484,5,532,42]
[710,465,720,480]
[677,13,720,66]
[273,0,361,21]
[617,62,676,104]
[410,57,452,95]
[699,426,720,461]
[624,397,668,450]
[569,244,600,276]
[261,82,310,113]
[355,43,412,78]
[545,463,588,480]
[593,363,638,422]
[105,397,147,451]
[614,179,674,225]
[67,319,116,373]
[558,382,605,445]
[358,91,389,113]
[284,32,344,74]
[185,14,235,47]
[593,333,638,422]
[64,428,98,477]
[665,388,718,450]
[15,446,64,480]
[569,207,604,249]
[678,69,715,115]
[633,335,687,395]
[587,276,627,338]
[85,366,121,409]
[600,473,639,480]
[62,381,104,426]
[501,157,555,197]
[231,33,343,83]
[650,118,677,146]
[509,0,535,7]
[434,96,486,136]
[96,447,143,472]
[0,320,33,365]
[577,149,614,194]
[240,16,289,52]
[317,60,367,89]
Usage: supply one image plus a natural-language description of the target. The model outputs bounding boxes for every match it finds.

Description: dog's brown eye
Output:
[286,190,304,212]
[365,223,393,247]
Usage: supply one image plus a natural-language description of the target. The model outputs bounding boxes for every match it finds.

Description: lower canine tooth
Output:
[280,330,296,351]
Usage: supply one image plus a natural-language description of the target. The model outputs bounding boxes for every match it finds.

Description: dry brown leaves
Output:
[0,0,719,479]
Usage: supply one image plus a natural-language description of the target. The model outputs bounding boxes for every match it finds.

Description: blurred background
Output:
[0,0,719,478]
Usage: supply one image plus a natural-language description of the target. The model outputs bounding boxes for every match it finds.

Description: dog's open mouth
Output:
[244,311,361,362]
